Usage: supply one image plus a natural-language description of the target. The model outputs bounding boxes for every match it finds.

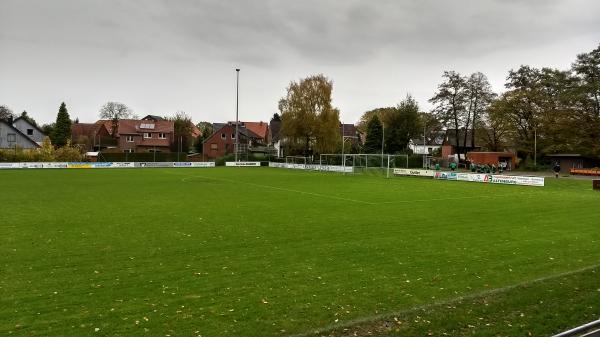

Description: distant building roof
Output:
[117,119,174,135]
[142,115,166,121]
[244,121,269,140]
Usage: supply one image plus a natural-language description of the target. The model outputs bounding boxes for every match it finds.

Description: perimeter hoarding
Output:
[226,161,261,167]
[393,169,435,177]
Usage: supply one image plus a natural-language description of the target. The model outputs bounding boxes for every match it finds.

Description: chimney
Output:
[8,115,13,125]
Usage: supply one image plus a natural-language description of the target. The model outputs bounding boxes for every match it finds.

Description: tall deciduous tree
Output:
[430,71,468,158]
[168,111,194,153]
[465,72,496,148]
[386,95,421,153]
[279,74,340,155]
[363,115,383,153]
[53,102,71,147]
[99,102,134,136]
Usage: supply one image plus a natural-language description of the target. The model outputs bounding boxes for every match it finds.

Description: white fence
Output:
[0,162,215,169]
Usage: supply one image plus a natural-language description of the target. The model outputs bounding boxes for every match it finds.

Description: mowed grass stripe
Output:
[0,168,599,336]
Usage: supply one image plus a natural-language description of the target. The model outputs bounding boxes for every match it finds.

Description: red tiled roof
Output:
[117,119,174,135]
[72,122,110,139]
[243,121,268,140]
[191,123,202,138]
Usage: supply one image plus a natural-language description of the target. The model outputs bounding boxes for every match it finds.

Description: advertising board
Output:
[393,169,435,177]
[226,161,261,167]
[434,171,458,181]
[191,162,215,167]
[67,163,92,169]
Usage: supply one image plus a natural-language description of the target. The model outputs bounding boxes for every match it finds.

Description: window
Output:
[144,132,152,138]
[126,136,134,142]
[7,133,16,142]
[210,143,218,150]
[123,149,134,153]
[231,133,236,139]
[27,129,34,136]
[140,123,155,129]
[158,133,166,139]
[221,133,226,140]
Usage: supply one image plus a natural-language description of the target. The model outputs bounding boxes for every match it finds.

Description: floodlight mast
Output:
[235,68,240,162]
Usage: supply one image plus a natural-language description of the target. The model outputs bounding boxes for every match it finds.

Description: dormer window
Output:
[144,132,152,139]
[158,133,166,139]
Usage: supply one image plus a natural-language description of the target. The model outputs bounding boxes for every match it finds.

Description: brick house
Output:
[71,121,114,151]
[203,122,262,159]
[115,119,175,153]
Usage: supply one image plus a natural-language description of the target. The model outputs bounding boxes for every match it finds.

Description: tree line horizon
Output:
[1,43,598,162]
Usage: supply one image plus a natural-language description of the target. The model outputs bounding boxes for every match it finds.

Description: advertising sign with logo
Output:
[109,162,135,168]
[43,162,69,169]
[0,163,21,169]
[191,162,216,167]
[173,162,193,167]
[137,162,172,168]
[434,171,458,181]
[225,161,261,167]
[67,163,92,169]
[393,169,435,177]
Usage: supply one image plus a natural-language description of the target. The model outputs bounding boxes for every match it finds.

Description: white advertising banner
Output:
[0,163,21,169]
[43,162,69,169]
[268,162,353,173]
[454,173,544,187]
[191,162,216,167]
[393,168,435,177]
[226,161,261,167]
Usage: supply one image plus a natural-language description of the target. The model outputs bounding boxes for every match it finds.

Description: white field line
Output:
[289,263,600,337]
[175,173,376,205]
[170,172,542,206]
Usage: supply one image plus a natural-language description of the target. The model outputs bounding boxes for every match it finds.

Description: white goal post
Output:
[318,153,409,177]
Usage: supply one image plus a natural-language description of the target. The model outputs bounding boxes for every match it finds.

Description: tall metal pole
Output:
[381,122,385,168]
[423,123,426,168]
[534,127,537,168]
[235,68,240,162]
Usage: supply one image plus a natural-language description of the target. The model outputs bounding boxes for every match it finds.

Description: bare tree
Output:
[99,102,134,136]
[0,105,14,122]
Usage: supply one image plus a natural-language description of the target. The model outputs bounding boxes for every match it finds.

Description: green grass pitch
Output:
[1,167,599,336]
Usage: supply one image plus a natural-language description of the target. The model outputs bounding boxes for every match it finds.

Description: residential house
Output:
[115,119,175,153]
[71,121,114,151]
[0,119,40,149]
[203,122,262,159]
[409,132,444,155]
[442,129,481,161]
[12,117,46,145]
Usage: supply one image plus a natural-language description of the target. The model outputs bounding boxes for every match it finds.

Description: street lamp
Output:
[235,68,240,162]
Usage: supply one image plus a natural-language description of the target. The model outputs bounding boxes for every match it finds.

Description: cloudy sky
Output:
[1,0,599,125]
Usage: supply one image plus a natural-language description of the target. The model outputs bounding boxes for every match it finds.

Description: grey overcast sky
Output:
[1,0,599,125]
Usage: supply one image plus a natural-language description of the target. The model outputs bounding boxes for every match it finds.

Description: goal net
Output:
[286,156,312,165]
[319,154,409,177]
